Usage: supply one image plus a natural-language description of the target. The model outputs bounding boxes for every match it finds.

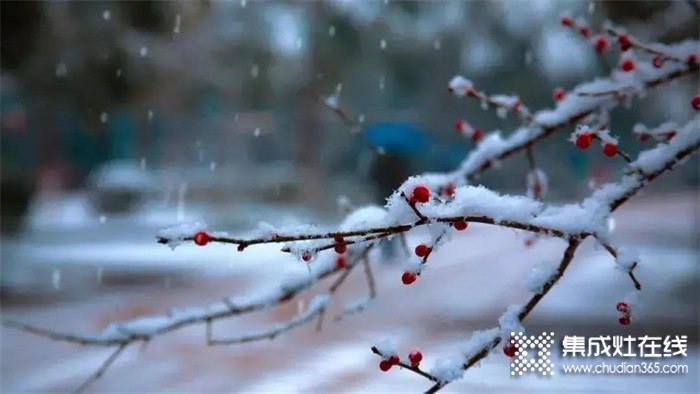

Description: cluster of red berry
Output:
[379,349,423,372]
[617,301,632,325]
[561,17,699,74]
[559,16,588,38]
[574,130,618,157]
[437,182,456,198]
[654,53,698,69]
[402,187,469,286]
[454,120,483,142]
[334,235,347,269]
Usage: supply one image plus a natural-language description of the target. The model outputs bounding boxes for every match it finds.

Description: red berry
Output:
[388,355,400,365]
[666,132,676,141]
[619,316,631,326]
[302,251,312,262]
[193,231,210,246]
[411,185,430,203]
[408,350,423,366]
[512,99,521,111]
[652,55,664,69]
[402,271,417,285]
[618,34,632,51]
[533,182,542,195]
[471,128,483,142]
[603,143,617,157]
[503,344,517,357]
[414,244,429,257]
[620,59,635,72]
[334,243,347,254]
[692,95,700,110]
[594,35,608,54]
[575,133,592,149]
[454,120,466,133]
[553,87,565,102]
[453,220,468,231]
[579,25,589,38]
[335,256,346,269]
[616,301,629,313]
[379,359,393,372]
[560,16,573,27]
[638,133,650,142]
[443,182,455,197]
[688,54,698,65]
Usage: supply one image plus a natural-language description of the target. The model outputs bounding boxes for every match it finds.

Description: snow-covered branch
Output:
[369,118,699,393]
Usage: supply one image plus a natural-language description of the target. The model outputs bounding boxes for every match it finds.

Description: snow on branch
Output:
[3,247,372,346]
[206,294,329,345]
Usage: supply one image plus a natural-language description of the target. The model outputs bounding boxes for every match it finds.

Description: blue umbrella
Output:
[362,122,434,155]
[428,143,467,171]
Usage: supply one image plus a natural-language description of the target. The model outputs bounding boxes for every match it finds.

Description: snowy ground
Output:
[1,192,698,393]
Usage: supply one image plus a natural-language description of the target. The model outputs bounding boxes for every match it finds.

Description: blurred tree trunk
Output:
[297,1,325,208]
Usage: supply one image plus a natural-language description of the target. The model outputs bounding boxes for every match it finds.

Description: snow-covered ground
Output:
[1,193,697,393]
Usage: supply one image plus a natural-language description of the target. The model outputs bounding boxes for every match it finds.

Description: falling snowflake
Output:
[174,14,181,34]
[52,269,61,290]
[55,62,67,77]
[525,51,534,65]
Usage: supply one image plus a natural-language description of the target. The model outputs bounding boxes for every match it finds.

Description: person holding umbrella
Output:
[362,121,434,259]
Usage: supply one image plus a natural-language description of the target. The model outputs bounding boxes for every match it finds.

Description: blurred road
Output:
[1,193,698,393]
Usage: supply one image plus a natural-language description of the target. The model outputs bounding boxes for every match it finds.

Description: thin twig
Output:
[207,296,328,345]
[73,343,128,393]
[421,238,582,393]
[596,238,642,291]
[370,346,438,381]
[334,255,378,321]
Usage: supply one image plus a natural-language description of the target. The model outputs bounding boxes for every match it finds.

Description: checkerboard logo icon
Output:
[510,332,555,377]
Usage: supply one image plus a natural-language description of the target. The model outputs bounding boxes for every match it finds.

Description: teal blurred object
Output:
[1,93,35,234]
[362,122,434,155]
[428,143,467,172]
[569,149,589,179]
[108,109,136,160]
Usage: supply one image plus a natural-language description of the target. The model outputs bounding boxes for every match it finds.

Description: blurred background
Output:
[1,0,698,392]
